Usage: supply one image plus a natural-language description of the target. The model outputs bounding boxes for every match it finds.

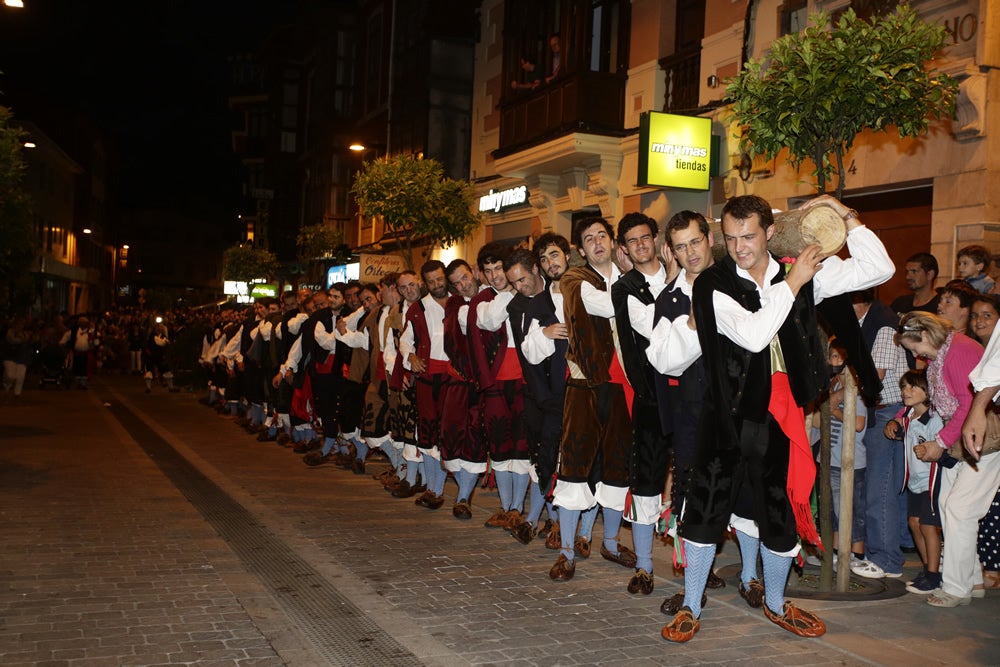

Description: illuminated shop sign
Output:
[326,262,360,289]
[638,112,714,191]
[479,185,529,213]
[249,283,278,299]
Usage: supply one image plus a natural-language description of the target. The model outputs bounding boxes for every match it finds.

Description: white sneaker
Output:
[851,558,902,579]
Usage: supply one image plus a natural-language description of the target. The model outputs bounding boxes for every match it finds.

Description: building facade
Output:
[467,0,1000,299]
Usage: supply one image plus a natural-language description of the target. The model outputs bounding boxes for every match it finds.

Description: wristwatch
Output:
[842,208,860,221]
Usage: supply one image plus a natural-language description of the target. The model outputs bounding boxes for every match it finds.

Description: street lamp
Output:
[3,1,25,8]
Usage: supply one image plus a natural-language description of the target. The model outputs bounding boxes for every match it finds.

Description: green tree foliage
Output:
[222,244,277,283]
[297,223,349,261]
[0,106,37,312]
[351,154,481,268]
[727,5,957,197]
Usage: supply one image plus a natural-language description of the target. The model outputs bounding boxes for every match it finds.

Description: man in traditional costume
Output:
[547,217,636,581]
[661,194,893,642]
[400,261,452,510]
[470,243,531,528]
[611,213,674,595]
[520,234,576,551]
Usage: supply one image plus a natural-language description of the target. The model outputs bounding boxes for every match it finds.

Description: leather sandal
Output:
[660,590,707,616]
[738,578,765,608]
[544,523,561,550]
[574,536,591,559]
[548,554,575,581]
[600,543,637,568]
[627,569,654,595]
[660,607,699,643]
[762,601,826,637]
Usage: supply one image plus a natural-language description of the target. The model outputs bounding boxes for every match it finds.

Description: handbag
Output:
[953,406,1000,466]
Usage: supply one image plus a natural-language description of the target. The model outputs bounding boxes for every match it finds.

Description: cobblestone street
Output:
[1,377,998,666]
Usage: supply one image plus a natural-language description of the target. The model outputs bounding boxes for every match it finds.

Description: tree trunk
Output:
[836,371,858,592]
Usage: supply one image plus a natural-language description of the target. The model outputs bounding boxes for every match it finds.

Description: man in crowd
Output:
[522,233,577,551]
[661,194,893,642]
[611,213,674,595]
[851,288,912,579]
[441,259,489,519]
[389,270,427,498]
[646,210,727,615]
[547,217,636,582]
[400,260,452,510]
[470,243,532,528]
[891,252,940,316]
[503,246,556,544]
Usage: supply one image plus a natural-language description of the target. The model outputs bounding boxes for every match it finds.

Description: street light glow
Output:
[82,228,92,234]
[4,0,25,8]
[23,141,36,148]
[349,143,366,152]
[122,244,129,250]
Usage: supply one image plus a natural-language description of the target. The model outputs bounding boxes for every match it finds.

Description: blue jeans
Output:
[863,404,905,573]
[830,466,866,543]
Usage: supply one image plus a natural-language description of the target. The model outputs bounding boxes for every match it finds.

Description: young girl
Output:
[884,370,946,594]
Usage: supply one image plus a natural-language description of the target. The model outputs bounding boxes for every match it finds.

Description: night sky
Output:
[0,0,290,216]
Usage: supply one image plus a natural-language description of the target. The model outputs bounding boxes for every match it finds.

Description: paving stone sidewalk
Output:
[2,377,999,666]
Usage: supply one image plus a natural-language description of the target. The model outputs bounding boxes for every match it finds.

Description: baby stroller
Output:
[38,344,70,389]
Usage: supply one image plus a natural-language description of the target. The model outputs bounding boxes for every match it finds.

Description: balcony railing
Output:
[495,70,627,157]
[660,47,701,113]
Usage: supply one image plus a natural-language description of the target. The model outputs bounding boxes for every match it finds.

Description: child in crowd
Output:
[811,340,867,565]
[884,370,947,594]
[956,244,995,294]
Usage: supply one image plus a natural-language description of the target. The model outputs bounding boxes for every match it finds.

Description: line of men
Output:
[208,192,894,644]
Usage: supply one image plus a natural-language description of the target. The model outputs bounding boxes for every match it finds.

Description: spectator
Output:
[938,279,978,337]
[883,370,946,594]
[545,33,562,84]
[956,244,995,294]
[852,288,911,578]
[894,311,986,607]
[2,316,33,398]
[970,294,1000,346]
[510,54,541,91]
[811,339,867,566]
[892,252,940,317]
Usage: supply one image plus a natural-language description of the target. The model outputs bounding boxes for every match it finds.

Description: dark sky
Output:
[0,0,289,215]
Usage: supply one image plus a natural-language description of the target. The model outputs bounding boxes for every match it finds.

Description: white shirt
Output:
[646,268,703,376]
[384,301,413,377]
[713,225,894,353]
[400,294,448,368]
[970,329,1000,392]
[625,263,667,341]
[522,285,564,365]
[476,289,517,349]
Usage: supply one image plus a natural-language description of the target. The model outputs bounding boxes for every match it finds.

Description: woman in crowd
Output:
[937,279,978,337]
[967,294,1000,592]
[895,311,990,606]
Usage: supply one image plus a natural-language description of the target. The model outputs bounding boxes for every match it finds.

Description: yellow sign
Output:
[638,112,712,191]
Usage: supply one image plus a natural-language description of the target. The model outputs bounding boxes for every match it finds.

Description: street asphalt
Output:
[1,374,998,666]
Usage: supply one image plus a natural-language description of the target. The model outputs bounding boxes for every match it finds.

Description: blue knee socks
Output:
[682,542,715,617]
[428,460,446,495]
[632,522,655,573]
[456,469,479,502]
[559,508,581,560]
[525,480,545,525]
[405,459,420,486]
[760,546,792,615]
[511,472,529,512]
[495,470,513,510]
[579,505,598,539]
[735,529,761,584]
[602,506,623,554]
[354,438,369,461]
[321,437,337,456]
